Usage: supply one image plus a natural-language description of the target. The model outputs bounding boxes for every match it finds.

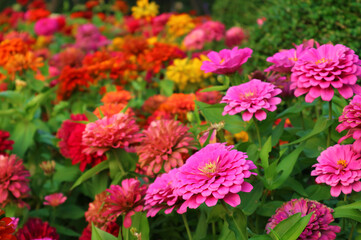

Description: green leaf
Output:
[53,164,80,182]
[226,209,248,240]
[271,119,285,146]
[71,160,109,190]
[257,201,284,217]
[218,221,236,240]
[55,204,85,219]
[281,178,308,197]
[239,181,263,215]
[53,224,81,237]
[92,223,118,240]
[249,235,273,240]
[334,200,361,210]
[159,79,174,96]
[260,136,272,169]
[207,204,226,223]
[305,185,331,201]
[200,77,229,92]
[333,208,361,223]
[85,110,98,122]
[129,212,150,240]
[0,91,23,104]
[281,213,312,240]
[194,211,208,240]
[10,121,37,158]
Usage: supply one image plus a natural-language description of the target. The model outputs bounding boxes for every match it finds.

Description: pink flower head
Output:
[34,18,59,36]
[43,193,67,207]
[221,79,282,121]
[0,154,30,208]
[0,130,14,155]
[137,119,195,176]
[103,179,147,228]
[311,144,361,197]
[82,113,142,156]
[175,143,257,213]
[257,17,266,26]
[199,21,225,42]
[266,198,340,239]
[200,47,252,75]
[183,29,206,50]
[225,26,245,48]
[336,94,361,152]
[144,168,184,217]
[291,43,361,103]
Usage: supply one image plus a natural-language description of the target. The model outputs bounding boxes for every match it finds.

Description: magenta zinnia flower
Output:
[103,178,147,228]
[291,43,361,103]
[200,47,252,75]
[82,113,142,156]
[336,94,361,152]
[175,143,257,213]
[266,198,340,239]
[16,218,59,240]
[0,154,30,208]
[43,193,67,207]
[221,79,282,121]
[136,119,195,175]
[311,144,361,197]
[144,168,184,217]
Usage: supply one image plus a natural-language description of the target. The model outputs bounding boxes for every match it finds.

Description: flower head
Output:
[266,198,340,239]
[131,0,159,20]
[225,27,245,48]
[199,21,225,42]
[103,178,147,228]
[183,29,206,50]
[34,18,59,36]
[39,160,56,176]
[336,94,361,152]
[85,191,115,229]
[291,43,361,103]
[175,143,257,213]
[0,130,14,155]
[0,210,16,240]
[82,113,142,156]
[201,47,252,75]
[137,119,195,175]
[16,218,59,240]
[43,193,67,207]
[221,79,282,121]
[311,144,361,197]
[166,14,195,37]
[157,93,195,122]
[143,95,168,114]
[101,90,132,105]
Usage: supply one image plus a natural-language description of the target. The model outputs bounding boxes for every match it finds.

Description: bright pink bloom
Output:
[225,26,245,48]
[82,113,142,156]
[291,43,361,103]
[336,94,361,152]
[266,198,340,239]
[34,18,59,36]
[43,193,67,207]
[183,29,206,50]
[144,168,184,217]
[199,21,225,42]
[311,144,361,197]
[16,218,59,240]
[136,119,195,175]
[0,154,30,208]
[175,143,257,213]
[103,179,147,228]
[0,130,14,155]
[257,17,266,26]
[200,47,252,75]
[221,79,282,121]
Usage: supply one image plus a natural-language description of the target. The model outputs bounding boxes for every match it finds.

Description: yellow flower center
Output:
[337,159,347,168]
[220,58,225,64]
[240,91,254,99]
[199,158,219,177]
[315,58,330,65]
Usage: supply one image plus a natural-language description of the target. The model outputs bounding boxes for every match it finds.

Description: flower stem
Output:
[253,117,262,149]
[221,200,232,216]
[212,222,216,240]
[344,194,347,202]
[182,214,193,240]
[348,221,356,240]
[327,101,332,147]
[112,149,126,176]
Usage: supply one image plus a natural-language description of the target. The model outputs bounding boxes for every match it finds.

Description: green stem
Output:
[253,117,262,149]
[344,194,347,202]
[300,111,305,130]
[221,200,232,216]
[182,214,193,240]
[327,100,332,147]
[348,221,356,240]
[112,149,126,176]
[212,222,216,240]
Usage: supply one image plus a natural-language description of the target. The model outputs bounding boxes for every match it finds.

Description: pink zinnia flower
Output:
[103,178,147,228]
[221,79,282,121]
[183,29,206,50]
[34,18,59,36]
[144,168,184,217]
[199,21,225,42]
[82,113,142,156]
[0,130,14,155]
[291,43,361,103]
[43,193,67,207]
[266,198,340,239]
[0,154,30,208]
[336,94,361,152]
[225,26,245,48]
[311,144,361,197]
[200,47,252,75]
[137,119,195,175]
[175,143,257,213]
[16,218,59,240]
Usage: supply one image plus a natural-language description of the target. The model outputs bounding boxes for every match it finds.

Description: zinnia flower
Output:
[103,178,147,228]
[82,113,142,156]
[200,47,252,75]
[183,29,206,51]
[175,143,257,213]
[266,198,341,239]
[85,191,115,229]
[101,90,132,104]
[131,0,159,20]
[0,154,30,208]
[0,210,16,240]
[225,26,245,48]
[0,130,14,155]
[144,168,184,217]
[34,18,59,36]
[16,218,59,240]
[143,95,168,114]
[43,193,67,207]
[137,119,195,175]
[336,94,361,152]
[311,144,361,197]
[157,93,196,122]
[221,79,282,121]
[291,43,361,103]
[199,21,225,42]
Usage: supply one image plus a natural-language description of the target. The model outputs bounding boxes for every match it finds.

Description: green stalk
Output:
[182,214,193,240]
[212,222,216,240]
[348,221,356,240]
[327,101,332,147]
[253,117,262,149]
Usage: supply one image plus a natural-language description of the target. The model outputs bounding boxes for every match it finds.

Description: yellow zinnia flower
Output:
[166,14,195,37]
[131,0,159,20]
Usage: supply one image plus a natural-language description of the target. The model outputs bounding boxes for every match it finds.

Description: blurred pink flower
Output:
[196,89,223,105]
[225,26,245,48]
[257,17,266,26]
[183,29,206,50]
[34,18,59,36]
[221,79,282,121]
[199,21,225,42]
[43,193,67,207]
[311,144,361,197]
[266,198,340,239]
[175,143,257,213]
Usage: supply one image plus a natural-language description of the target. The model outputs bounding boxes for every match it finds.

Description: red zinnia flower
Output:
[0,130,14,156]
[0,210,16,240]
[16,218,59,240]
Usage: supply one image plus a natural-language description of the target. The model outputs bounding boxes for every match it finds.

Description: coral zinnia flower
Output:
[93,103,133,118]
[0,210,16,240]
[291,43,361,103]
[336,94,361,152]
[311,144,361,197]
[43,193,67,207]
[0,130,14,155]
[200,47,252,75]
[143,95,168,114]
[175,143,257,213]
[16,218,59,240]
[101,90,132,104]
[82,113,142,156]
[266,198,340,239]
[221,79,282,121]
[137,119,195,175]
[0,154,30,208]
[158,93,195,122]
[85,191,115,229]
[103,178,147,228]
[144,168,184,217]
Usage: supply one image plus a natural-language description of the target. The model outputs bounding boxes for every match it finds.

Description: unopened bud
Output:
[39,160,56,176]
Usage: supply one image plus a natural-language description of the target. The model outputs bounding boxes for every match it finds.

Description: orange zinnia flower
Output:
[158,93,195,122]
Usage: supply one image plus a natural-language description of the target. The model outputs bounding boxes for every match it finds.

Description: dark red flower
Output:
[16,218,59,240]
[0,209,16,240]
[0,130,14,155]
